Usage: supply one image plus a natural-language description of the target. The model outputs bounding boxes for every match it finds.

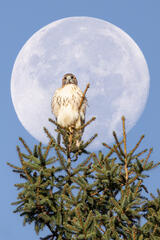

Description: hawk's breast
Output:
[51,84,86,127]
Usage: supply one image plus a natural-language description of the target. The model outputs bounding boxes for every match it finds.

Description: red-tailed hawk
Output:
[51,73,87,146]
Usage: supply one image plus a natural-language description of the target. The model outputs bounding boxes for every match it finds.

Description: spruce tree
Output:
[8,86,160,240]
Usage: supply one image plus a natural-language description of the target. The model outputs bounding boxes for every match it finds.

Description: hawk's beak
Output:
[66,76,72,84]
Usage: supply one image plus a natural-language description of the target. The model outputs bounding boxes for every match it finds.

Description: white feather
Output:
[51,84,87,128]
[57,105,79,127]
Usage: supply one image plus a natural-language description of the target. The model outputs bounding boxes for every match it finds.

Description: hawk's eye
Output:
[64,77,67,80]
[71,76,73,79]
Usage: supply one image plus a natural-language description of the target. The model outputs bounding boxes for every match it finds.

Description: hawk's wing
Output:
[51,88,61,120]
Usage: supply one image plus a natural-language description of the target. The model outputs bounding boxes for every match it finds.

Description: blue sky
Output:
[1,0,160,239]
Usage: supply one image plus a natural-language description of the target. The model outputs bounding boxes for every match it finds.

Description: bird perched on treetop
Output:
[51,73,87,146]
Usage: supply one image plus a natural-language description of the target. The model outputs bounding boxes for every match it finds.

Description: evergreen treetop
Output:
[8,85,160,240]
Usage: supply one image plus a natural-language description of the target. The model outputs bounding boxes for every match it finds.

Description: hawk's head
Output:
[62,73,78,87]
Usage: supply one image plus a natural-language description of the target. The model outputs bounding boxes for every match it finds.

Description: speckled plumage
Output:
[51,74,87,131]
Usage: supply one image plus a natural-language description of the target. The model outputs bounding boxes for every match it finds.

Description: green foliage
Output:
[8,116,160,240]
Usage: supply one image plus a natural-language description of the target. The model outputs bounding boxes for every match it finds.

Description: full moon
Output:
[11,17,150,148]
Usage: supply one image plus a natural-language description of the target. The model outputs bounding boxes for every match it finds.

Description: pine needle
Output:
[19,137,32,155]
[122,116,128,182]
[16,146,33,183]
